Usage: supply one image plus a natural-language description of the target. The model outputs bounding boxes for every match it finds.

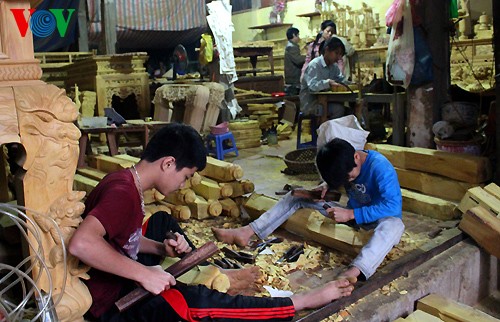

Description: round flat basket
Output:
[283,147,318,174]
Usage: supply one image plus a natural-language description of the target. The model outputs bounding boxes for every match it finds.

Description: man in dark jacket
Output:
[284,27,305,95]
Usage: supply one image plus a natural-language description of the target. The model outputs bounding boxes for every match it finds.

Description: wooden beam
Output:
[199,157,244,182]
[100,0,117,54]
[417,293,500,322]
[76,167,107,181]
[77,0,89,52]
[457,186,500,217]
[370,144,492,184]
[283,209,368,256]
[402,189,458,220]
[73,174,99,195]
[393,310,444,322]
[241,193,278,220]
[396,168,475,202]
[459,206,500,259]
[87,155,134,173]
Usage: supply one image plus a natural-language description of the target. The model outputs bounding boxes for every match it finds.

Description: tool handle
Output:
[291,188,341,202]
[115,242,219,312]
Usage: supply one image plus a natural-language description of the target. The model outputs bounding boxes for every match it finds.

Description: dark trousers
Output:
[99,212,295,322]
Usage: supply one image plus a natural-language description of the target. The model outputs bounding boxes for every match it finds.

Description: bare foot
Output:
[339,266,361,282]
[291,279,354,311]
[211,225,255,247]
[223,266,262,296]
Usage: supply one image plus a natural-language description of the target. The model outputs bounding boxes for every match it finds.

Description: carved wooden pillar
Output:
[0,1,91,321]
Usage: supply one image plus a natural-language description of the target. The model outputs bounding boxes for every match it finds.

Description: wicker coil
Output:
[283,147,318,174]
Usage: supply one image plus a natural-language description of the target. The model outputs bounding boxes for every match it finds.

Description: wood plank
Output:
[76,167,107,181]
[394,310,444,322]
[192,177,232,200]
[457,186,500,217]
[73,174,99,195]
[241,192,278,220]
[283,209,369,256]
[114,154,140,164]
[459,206,500,259]
[402,189,458,221]
[396,168,475,202]
[369,144,492,184]
[484,183,500,200]
[417,293,500,322]
[87,154,134,173]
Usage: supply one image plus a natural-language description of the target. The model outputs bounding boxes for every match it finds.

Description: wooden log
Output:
[164,188,197,205]
[87,155,134,173]
[188,196,209,220]
[207,199,222,217]
[457,186,500,217]
[395,168,475,202]
[115,242,219,312]
[157,201,191,221]
[369,144,492,184]
[226,180,255,198]
[199,157,243,182]
[283,209,370,256]
[144,204,172,223]
[73,174,99,195]
[417,293,500,322]
[76,167,107,181]
[192,177,228,200]
[219,198,240,218]
[459,206,500,259]
[401,189,458,220]
[241,193,278,220]
[184,172,202,189]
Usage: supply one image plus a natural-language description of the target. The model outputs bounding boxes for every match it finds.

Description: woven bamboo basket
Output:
[283,147,318,174]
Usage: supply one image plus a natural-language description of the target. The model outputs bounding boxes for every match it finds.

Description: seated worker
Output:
[284,27,305,96]
[213,138,405,282]
[300,20,336,81]
[299,37,347,120]
[69,123,355,321]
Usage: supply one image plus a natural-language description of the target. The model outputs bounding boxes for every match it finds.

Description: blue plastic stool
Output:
[206,131,239,160]
[296,112,318,149]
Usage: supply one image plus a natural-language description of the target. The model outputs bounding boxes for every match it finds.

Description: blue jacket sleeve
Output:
[350,162,402,224]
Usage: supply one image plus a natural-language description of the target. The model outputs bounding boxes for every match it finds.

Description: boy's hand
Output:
[312,182,329,201]
[140,265,176,294]
[325,207,354,223]
[163,232,192,257]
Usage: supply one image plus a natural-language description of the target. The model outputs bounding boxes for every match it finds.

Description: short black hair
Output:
[322,36,346,56]
[321,20,337,34]
[286,27,299,40]
[316,138,356,189]
[141,123,207,171]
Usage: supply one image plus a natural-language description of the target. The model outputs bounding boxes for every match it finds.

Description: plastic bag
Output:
[199,33,214,66]
[386,0,414,89]
[410,26,433,86]
[317,115,370,150]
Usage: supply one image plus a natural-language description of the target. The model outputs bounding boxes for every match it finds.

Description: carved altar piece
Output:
[0,1,91,321]
[153,82,225,132]
[65,53,150,118]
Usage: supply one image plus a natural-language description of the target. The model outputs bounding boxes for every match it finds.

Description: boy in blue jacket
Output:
[213,138,405,281]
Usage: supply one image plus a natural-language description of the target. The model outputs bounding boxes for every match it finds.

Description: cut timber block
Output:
[187,196,221,220]
[164,189,197,205]
[199,157,243,182]
[396,168,475,202]
[417,293,500,322]
[226,180,255,198]
[192,177,230,200]
[144,204,172,223]
[484,183,500,200]
[284,209,371,256]
[457,186,500,217]
[76,167,107,181]
[219,198,240,218]
[402,189,458,220]
[459,206,500,259]
[73,174,99,195]
[370,144,492,184]
[241,193,278,220]
[393,310,444,322]
[143,189,165,204]
[157,201,191,221]
[184,172,202,189]
[87,154,134,173]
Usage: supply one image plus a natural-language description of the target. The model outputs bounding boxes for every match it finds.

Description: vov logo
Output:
[10,8,75,38]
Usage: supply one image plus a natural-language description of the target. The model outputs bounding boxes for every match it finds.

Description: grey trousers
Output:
[249,192,405,279]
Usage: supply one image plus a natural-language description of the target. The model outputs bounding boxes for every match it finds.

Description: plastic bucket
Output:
[434,138,481,156]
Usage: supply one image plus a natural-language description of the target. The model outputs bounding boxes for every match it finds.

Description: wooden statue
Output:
[0,0,91,320]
